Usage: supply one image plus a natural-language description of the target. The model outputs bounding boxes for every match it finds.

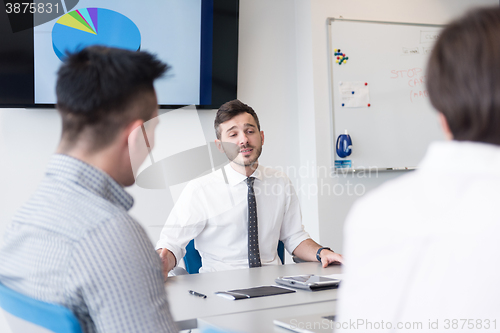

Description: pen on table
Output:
[386,167,416,171]
[188,290,207,298]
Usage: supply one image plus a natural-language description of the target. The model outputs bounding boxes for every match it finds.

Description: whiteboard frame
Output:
[327,17,445,174]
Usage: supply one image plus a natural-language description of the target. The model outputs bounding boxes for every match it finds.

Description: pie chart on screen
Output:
[52,8,141,60]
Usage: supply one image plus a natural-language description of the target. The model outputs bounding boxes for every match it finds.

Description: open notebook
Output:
[215,285,295,300]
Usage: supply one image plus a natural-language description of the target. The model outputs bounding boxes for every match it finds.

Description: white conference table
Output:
[198,300,337,333]
[164,262,341,330]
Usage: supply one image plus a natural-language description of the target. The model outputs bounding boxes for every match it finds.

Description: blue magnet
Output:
[352,91,355,94]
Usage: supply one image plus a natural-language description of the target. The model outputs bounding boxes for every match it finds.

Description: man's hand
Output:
[319,249,343,268]
[156,248,176,280]
[293,239,343,266]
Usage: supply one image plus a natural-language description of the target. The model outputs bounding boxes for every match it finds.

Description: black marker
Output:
[188,290,207,298]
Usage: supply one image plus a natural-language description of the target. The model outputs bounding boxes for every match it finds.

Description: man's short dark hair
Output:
[427,7,500,145]
[56,46,169,150]
[214,99,260,139]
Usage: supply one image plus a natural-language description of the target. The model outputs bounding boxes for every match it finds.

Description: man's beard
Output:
[236,145,262,167]
[221,142,262,167]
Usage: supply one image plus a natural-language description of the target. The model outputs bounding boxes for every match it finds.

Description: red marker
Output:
[368,104,371,107]
[365,82,368,86]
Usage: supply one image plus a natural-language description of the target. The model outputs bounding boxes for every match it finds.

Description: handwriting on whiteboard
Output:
[401,46,433,56]
[402,47,420,55]
[390,67,428,103]
[409,89,429,103]
[390,68,423,80]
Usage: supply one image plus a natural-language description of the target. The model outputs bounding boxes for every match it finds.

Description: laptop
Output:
[275,274,340,291]
[273,313,336,333]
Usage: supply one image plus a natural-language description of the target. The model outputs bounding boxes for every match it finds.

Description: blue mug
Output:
[336,132,352,158]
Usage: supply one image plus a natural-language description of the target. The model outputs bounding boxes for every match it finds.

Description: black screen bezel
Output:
[0,0,238,109]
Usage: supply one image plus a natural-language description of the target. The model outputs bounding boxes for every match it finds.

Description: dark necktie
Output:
[246,177,261,268]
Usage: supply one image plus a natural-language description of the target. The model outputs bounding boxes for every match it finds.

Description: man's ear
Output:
[124,119,145,148]
[215,139,224,153]
[438,113,453,140]
[125,119,149,178]
[260,130,265,145]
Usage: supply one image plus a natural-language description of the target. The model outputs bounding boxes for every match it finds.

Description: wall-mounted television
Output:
[0,0,239,109]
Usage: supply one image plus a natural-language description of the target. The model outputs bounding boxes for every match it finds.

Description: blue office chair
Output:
[183,240,286,274]
[0,283,82,333]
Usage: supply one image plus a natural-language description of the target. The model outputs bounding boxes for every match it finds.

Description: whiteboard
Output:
[328,19,446,170]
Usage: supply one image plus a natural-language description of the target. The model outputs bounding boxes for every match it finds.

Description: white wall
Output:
[0,1,301,330]
[133,0,304,246]
[0,109,61,238]
[0,0,303,248]
[4,0,496,259]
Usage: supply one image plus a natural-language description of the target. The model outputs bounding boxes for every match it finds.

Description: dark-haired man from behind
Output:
[0,46,177,333]
[337,7,500,331]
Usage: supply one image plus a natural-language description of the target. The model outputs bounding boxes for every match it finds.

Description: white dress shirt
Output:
[156,164,310,273]
[337,141,500,332]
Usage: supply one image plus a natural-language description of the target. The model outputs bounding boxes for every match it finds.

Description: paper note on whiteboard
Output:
[339,81,370,107]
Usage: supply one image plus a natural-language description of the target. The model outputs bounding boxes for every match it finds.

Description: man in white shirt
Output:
[336,7,500,332]
[156,99,343,274]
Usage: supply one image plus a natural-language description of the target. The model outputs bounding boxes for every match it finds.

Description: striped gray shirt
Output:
[0,154,177,333]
